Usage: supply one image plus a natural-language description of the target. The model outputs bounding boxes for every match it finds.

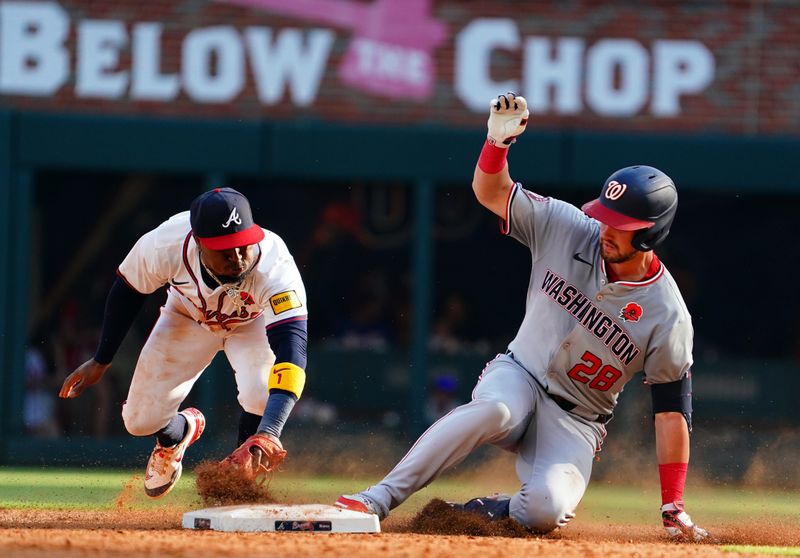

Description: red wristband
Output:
[478,139,509,174]
[658,462,688,506]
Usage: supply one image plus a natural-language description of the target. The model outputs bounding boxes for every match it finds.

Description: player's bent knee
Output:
[515,486,574,534]
[122,407,165,437]
[521,509,566,535]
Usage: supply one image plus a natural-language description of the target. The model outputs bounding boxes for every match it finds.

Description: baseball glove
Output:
[223,434,287,480]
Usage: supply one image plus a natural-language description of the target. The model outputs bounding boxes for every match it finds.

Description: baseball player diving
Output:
[336,93,708,540]
[59,188,308,497]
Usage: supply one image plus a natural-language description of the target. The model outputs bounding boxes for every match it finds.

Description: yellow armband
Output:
[268,362,306,399]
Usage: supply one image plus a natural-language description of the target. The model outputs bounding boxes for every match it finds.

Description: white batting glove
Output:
[661,502,709,542]
[487,92,529,148]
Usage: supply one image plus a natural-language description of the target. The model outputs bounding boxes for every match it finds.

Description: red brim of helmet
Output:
[581,199,655,231]
[195,224,265,250]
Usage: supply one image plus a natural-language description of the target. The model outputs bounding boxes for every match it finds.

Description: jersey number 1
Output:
[567,350,622,392]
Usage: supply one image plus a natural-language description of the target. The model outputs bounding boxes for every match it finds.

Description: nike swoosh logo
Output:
[573,252,594,268]
[171,280,189,285]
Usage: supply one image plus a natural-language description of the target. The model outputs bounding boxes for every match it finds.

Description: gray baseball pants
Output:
[361,354,605,532]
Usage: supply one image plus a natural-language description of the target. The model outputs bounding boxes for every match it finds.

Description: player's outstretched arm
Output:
[654,411,709,541]
[58,276,148,399]
[472,92,529,218]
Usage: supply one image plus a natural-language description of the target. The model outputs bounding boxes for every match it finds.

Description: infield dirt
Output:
[1,506,799,558]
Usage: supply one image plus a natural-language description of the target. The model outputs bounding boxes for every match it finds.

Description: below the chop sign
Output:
[0,1,715,118]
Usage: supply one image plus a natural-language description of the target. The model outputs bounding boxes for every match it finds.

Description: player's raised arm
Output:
[472,93,529,218]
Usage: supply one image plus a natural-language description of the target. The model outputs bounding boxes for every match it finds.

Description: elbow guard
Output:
[651,373,693,433]
[268,362,306,399]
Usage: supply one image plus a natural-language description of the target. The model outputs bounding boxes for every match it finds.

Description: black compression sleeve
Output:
[266,318,308,370]
[651,374,693,433]
[93,275,148,365]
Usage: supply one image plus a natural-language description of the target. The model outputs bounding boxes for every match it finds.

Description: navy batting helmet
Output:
[581,165,678,251]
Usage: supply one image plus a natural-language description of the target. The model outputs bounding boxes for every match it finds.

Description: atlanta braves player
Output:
[59,187,308,496]
[336,93,708,540]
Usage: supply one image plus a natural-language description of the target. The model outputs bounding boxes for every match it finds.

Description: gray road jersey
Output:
[503,184,693,416]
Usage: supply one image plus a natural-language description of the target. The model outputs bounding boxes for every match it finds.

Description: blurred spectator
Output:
[430,293,469,354]
[53,298,112,437]
[429,293,490,355]
[333,270,394,351]
[23,346,60,438]
[382,410,402,429]
[307,202,364,253]
[297,201,367,340]
[424,374,463,426]
[667,264,720,362]
[292,396,338,426]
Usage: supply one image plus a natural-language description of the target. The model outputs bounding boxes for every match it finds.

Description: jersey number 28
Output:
[567,350,622,392]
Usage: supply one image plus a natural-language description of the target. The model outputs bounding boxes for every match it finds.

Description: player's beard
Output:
[199,245,259,285]
[600,242,637,264]
[216,267,252,285]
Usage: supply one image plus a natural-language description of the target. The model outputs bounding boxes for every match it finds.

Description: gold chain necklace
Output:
[200,258,247,310]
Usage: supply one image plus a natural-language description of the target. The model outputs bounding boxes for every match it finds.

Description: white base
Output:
[182,504,380,533]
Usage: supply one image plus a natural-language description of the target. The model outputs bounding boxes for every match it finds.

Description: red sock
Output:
[478,139,509,174]
[659,462,688,506]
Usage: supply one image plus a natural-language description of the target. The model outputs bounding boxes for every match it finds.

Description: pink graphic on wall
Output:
[218,0,449,100]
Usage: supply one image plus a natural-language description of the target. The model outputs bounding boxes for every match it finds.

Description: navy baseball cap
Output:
[190,187,265,250]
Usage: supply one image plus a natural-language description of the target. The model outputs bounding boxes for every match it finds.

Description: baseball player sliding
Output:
[337,93,708,540]
[59,188,308,497]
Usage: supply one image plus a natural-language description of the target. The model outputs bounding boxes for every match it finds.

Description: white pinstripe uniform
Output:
[360,184,693,532]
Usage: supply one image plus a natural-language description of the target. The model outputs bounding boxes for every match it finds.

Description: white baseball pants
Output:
[121,294,273,436]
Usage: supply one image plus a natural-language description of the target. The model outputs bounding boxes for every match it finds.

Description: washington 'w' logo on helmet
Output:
[604,180,627,200]
[619,302,643,322]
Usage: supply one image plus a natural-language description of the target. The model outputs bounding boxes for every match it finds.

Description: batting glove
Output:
[661,502,709,542]
[222,433,287,481]
[487,92,529,148]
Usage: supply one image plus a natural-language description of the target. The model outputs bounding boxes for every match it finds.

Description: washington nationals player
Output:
[59,188,308,497]
[336,93,708,540]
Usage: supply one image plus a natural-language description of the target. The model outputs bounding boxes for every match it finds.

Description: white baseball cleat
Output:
[661,502,709,542]
[144,408,205,498]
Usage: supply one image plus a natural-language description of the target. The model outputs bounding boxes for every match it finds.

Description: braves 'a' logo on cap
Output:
[619,302,643,322]
[222,207,242,228]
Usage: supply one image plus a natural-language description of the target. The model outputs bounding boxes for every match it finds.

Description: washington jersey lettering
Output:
[118,211,307,331]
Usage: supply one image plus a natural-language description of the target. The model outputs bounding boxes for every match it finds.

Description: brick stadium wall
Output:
[0,0,798,135]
